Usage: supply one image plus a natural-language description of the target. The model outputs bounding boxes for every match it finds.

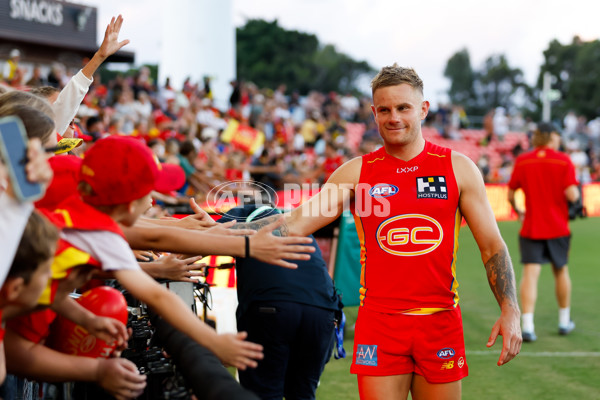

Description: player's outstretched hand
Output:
[487,309,522,366]
[212,331,264,370]
[250,216,314,269]
[96,358,146,400]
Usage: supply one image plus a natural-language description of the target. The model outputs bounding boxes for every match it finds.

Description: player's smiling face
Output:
[371,84,429,147]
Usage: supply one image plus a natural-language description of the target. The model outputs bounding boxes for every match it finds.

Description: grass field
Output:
[315,217,600,400]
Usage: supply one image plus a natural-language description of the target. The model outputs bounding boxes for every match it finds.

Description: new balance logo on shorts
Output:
[441,361,455,370]
[355,344,378,366]
[416,176,448,199]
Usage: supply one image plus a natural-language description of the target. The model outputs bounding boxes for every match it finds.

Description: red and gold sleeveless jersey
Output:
[353,141,461,314]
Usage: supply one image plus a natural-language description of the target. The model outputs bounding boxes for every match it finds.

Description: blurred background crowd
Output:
[3,55,600,208]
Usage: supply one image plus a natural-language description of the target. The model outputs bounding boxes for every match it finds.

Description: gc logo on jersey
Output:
[417,176,448,199]
[369,184,399,198]
[376,214,443,256]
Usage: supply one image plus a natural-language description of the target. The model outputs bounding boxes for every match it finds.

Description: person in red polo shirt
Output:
[508,122,580,342]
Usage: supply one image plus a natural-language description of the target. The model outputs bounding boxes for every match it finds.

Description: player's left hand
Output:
[487,308,522,366]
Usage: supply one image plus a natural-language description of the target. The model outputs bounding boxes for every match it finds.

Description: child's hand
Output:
[149,253,205,282]
[96,358,146,400]
[85,316,129,347]
[26,138,53,186]
[162,197,218,230]
[111,328,133,358]
[213,331,263,370]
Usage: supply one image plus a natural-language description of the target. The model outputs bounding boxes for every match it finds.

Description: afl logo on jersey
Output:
[369,184,399,198]
[376,214,443,256]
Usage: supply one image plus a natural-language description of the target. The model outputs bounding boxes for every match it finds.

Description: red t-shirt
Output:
[353,141,461,314]
[509,147,578,239]
[6,308,57,344]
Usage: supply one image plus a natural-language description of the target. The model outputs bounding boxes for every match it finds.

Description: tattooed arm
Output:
[123,219,313,269]
[485,248,519,312]
[453,152,522,366]
[230,214,290,236]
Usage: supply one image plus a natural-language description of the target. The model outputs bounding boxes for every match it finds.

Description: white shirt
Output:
[61,229,140,272]
[0,192,33,286]
[53,70,93,136]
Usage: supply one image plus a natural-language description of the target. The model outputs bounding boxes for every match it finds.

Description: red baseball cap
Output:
[35,155,83,210]
[154,112,172,126]
[80,136,185,206]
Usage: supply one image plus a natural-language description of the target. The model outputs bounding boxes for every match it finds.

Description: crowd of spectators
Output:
[0,17,319,399]
[5,48,600,197]
[3,13,600,398]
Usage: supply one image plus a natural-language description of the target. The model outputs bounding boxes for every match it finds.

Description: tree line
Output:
[444,37,600,120]
[237,19,600,122]
[236,19,374,96]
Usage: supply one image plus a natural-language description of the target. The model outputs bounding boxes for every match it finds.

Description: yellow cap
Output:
[54,138,83,154]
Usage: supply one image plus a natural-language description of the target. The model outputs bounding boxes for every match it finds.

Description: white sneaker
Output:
[558,321,575,336]
[522,331,537,342]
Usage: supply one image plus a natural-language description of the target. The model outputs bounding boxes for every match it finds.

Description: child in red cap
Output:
[7,136,264,380]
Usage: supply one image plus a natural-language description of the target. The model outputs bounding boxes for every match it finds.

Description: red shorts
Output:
[350,305,468,383]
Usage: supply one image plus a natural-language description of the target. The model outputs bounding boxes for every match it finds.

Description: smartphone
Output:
[0,116,44,202]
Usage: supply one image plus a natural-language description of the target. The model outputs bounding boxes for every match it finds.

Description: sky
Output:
[79,0,600,106]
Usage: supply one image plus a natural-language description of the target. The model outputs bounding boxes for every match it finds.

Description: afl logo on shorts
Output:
[437,348,455,359]
[376,214,443,256]
[369,184,399,198]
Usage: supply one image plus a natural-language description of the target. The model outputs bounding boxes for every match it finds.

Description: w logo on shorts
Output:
[355,344,378,366]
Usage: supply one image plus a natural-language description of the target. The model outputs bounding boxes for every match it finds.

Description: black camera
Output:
[568,199,586,220]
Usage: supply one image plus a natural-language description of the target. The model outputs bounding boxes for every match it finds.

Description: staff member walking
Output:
[508,122,580,342]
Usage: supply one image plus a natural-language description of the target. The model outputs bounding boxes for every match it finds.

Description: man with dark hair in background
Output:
[219,204,342,400]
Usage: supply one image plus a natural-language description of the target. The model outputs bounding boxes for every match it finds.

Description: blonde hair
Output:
[0,103,55,144]
[0,90,54,118]
[371,63,423,97]
[30,86,60,100]
[0,91,56,145]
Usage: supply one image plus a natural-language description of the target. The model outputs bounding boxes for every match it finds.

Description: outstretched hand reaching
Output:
[97,15,130,59]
